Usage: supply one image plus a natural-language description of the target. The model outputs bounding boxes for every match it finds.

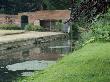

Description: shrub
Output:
[92,14,110,41]
[55,22,63,31]
[74,29,94,50]
[70,9,110,50]
[0,24,21,30]
[71,20,94,50]
[25,24,43,31]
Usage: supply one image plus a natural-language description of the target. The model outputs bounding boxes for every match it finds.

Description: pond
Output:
[0,39,74,82]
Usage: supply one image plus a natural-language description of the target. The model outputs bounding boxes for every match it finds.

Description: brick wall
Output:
[0,10,70,27]
[18,10,70,25]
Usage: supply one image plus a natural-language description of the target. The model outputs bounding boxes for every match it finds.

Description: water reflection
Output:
[0,39,73,82]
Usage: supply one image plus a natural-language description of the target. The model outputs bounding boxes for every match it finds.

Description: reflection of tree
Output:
[22,50,30,58]
[0,67,23,82]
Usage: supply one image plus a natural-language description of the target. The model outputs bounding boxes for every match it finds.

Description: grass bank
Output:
[18,42,110,82]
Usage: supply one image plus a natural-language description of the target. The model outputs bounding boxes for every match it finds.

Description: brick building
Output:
[0,10,70,31]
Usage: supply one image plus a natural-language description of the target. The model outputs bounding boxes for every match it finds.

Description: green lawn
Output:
[18,42,110,82]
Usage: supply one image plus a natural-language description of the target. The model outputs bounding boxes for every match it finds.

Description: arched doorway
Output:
[21,15,28,29]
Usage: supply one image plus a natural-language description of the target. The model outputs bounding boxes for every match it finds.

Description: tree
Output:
[0,0,71,14]
[68,0,110,46]
[70,0,110,23]
[42,0,70,10]
[0,0,42,14]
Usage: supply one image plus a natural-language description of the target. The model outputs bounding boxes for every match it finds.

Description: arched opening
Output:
[21,15,28,28]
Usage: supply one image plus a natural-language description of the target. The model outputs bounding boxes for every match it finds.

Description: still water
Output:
[0,39,73,82]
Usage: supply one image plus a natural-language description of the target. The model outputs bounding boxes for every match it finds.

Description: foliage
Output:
[91,10,110,41]
[0,0,70,14]
[54,22,63,31]
[70,0,109,23]
[70,0,110,34]
[0,0,42,14]
[43,0,70,10]
[25,24,43,31]
[69,0,110,48]
[70,18,94,50]
[0,24,21,30]
[92,21,110,41]
[72,10,110,49]
[74,30,94,50]
[18,42,110,82]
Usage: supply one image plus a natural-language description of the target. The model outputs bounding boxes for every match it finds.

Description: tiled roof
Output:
[35,10,70,20]
[19,10,71,20]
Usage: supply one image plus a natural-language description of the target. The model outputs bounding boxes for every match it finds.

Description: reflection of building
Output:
[0,39,71,66]
[0,10,70,31]
[0,46,61,67]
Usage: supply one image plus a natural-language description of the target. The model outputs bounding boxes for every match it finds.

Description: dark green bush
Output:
[0,24,21,30]
[25,24,43,31]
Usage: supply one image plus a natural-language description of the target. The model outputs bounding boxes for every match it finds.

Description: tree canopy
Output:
[0,0,42,14]
[70,0,110,23]
[43,0,70,10]
[0,0,70,14]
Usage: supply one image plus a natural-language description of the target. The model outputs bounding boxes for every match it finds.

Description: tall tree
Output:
[70,0,110,23]
[42,0,70,10]
[0,0,42,14]
[69,0,110,40]
[0,0,71,14]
